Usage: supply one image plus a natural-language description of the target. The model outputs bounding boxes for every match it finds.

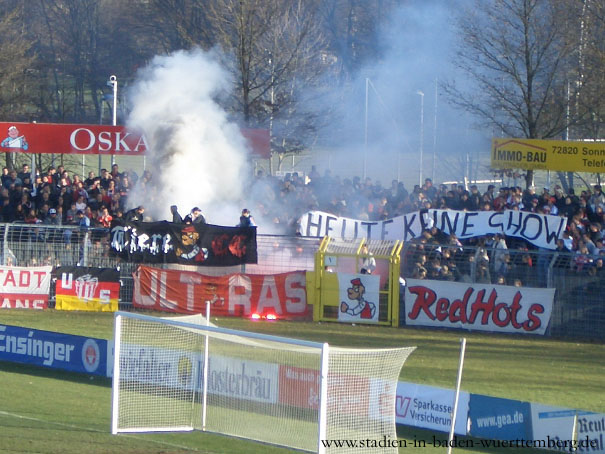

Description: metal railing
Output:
[0,222,602,340]
[400,241,605,340]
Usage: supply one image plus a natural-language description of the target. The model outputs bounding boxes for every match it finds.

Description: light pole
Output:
[364,77,369,180]
[107,75,118,167]
[417,90,424,186]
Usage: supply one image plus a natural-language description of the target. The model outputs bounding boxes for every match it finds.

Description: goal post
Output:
[111,311,415,453]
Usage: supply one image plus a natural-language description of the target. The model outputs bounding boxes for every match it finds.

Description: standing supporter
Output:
[17,164,30,183]
[88,193,104,212]
[75,195,87,213]
[238,208,255,227]
[99,168,111,189]
[0,167,10,187]
[468,185,481,210]
[170,205,183,223]
[590,185,605,212]
[422,178,437,200]
[65,202,77,225]
[84,171,96,189]
[72,181,88,202]
[77,210,90,227]
[44,208,61,226]
[118,175,133,197]
[24,208,40,224]
[110,163,122,180]
[107,179,117,199]
[125,205,145,222]
[360,243,376,274]
[184,207,205,224]
[110,193,123,216]
[97,206,113,228]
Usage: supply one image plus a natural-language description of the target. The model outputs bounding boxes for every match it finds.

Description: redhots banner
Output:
[133,266,308,319]
[0,122,269,157]
[55,267,120,312]
[0,265,52,309]
[110,220,257,266]
[404,279,554,335]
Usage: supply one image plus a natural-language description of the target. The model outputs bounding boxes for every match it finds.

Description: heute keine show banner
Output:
[55,267,120,312]
[110,220,257,266]
[133,266,308,319]
[405,279,554,335]
[0,266,52,309]
[298,209,565,249]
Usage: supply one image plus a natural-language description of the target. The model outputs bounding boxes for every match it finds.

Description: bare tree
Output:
[0,1,39,168]
[446,0,580,189]
[0,1,37,120]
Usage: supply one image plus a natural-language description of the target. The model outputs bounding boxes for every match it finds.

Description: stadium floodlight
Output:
[111,311,415,453]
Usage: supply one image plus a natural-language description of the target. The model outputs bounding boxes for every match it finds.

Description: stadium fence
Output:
[1,223,602,340]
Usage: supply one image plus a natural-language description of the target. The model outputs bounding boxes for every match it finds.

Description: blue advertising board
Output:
[469,394,533,440]
[0,324,110,377]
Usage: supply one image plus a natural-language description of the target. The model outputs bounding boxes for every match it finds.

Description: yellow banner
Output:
[491,138,605,172]
[55,296,118,312]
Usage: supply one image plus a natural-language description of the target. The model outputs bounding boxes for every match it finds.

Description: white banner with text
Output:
[404,279,554,335]
[299,209,566,249]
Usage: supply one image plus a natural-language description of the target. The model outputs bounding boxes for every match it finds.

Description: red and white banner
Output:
[0,266,52,310]
[278,365,320,410]
[405,279,554,335]
[133,266,308,318]
[0,122,269,157]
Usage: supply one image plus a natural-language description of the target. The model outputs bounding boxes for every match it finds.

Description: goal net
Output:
[111,311,415,453]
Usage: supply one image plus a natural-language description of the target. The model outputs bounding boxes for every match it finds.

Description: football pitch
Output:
[1,309,603,454]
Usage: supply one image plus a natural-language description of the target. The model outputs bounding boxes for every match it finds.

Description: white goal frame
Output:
[111,311,413,453]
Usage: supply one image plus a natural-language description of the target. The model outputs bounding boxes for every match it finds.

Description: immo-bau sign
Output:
[491,138,605,172]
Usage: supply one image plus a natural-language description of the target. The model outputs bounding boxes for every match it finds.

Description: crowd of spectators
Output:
[3,160,604,284]
[0,162,151,229]
[247,166,605,285]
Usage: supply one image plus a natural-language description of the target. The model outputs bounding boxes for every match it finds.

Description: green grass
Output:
[1,309,604,453]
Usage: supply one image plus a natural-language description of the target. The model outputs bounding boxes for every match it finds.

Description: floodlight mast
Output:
[107,75,118,166]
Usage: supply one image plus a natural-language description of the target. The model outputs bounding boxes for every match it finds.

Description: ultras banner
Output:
[0,122,269,157]
[55,267,120,312]
[0,266,52,310]
[404,279,554,335]
[110,220,257,266]
[298,209,566,249]
[133,266,308,319]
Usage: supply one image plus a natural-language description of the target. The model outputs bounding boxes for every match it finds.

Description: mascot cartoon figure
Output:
[340,277,376,319]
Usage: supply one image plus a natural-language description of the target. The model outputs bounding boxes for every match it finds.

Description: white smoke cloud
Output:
[126,48,250,225]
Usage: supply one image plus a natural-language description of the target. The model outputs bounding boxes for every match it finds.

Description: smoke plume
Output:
[126,48,250,225]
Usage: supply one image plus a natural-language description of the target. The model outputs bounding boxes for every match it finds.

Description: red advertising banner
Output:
[278,365,321,410]
[0,122,269,157]
[0,266,52,310]
[133,266,308,319]
[404,279,555,335]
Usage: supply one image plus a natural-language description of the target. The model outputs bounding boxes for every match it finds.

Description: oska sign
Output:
[0,121,270,157]
[0,122,147,155]
[69,127,147,154]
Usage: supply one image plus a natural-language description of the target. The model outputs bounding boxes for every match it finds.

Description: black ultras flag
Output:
[109,220,257,266]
